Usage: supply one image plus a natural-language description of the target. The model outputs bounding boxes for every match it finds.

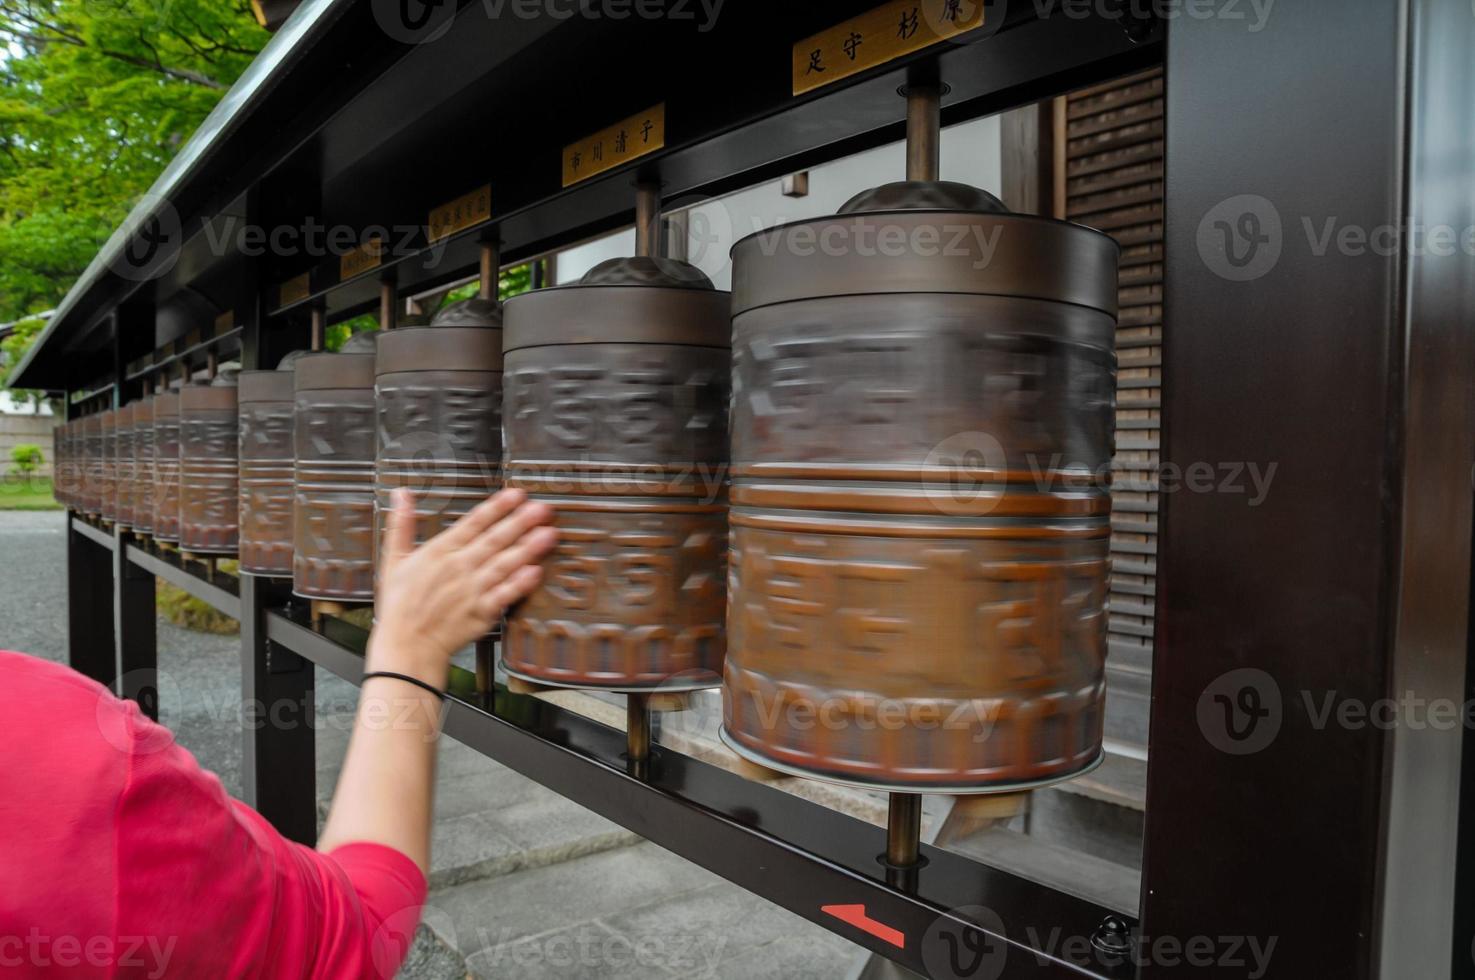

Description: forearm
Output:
[317,673,442,874]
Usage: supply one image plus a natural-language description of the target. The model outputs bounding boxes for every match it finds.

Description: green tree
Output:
[0,0,268,356]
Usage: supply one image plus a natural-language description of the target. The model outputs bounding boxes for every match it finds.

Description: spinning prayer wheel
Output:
[293,334,378,600]
[114,403,137,528]
[179,373,241,554]
[97,409,116,521]
[374,298,504,565]
[501,255,731,692]
[238,353,304,576]
[132,398,155,535]
[151,390,182,543]
[721,174,1119,792]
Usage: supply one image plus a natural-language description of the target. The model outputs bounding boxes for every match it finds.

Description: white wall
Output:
[553,113,1003,287]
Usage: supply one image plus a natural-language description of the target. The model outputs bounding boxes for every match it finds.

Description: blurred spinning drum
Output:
[374,299,504,566]
[721,182,1119,792]
[152,390,182,542]
[501,258,731,691]
[132,398,155,535]
[238,354,303,575]
[180,374,240,554]
[115,403,137,528]
[293,335,377,600]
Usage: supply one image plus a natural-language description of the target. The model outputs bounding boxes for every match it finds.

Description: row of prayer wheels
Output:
[55,172,1118,795]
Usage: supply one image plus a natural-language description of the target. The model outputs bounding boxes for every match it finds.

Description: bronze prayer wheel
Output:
[374,299,504,569]
[179,374,240,554]
[720,181,1120,792]
[114,403,137,528]
[132,398,155,535]
[501,257,731,691]
[151,390,182,542]
[53,420,75,510]
[293,334,377,600]
[79,414,100,515]
[238,354,303,576]
[97,409,117,521]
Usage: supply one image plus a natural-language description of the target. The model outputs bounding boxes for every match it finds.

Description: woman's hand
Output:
[367,487,557,688]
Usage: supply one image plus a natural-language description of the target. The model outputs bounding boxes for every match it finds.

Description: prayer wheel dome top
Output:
[430,296,502,327]
[837,180,1008,214]
[580,256,714,290]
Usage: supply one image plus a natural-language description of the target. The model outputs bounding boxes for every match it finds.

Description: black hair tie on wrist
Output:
[361,671,446,702]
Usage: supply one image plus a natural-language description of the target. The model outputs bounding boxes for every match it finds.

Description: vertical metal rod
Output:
[379,278,397,330]
[310,305,325,352]
[634,181,662,259]
[474,636,494,706]
[886,792,923,867]
[627,692,651,762]
[479,241,501,299]
[905,84,942,183]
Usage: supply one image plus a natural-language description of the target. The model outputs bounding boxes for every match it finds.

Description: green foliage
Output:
[0,474,59,508]
[0,316,52,406]
[0,0,269,332]
[9,442,42,474]
[157,557,240,632]
[325,314,378,352]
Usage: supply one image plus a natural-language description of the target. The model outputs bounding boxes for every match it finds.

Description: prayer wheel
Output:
[374,298,503,565]
[179,373,240,554]
[132,398,155,535]
[79,414,99,516]
[114,403,137,528]
[53,421,74,510]
[720,180,1119,792]
[152,390,182,542]
[293,334,377,600]
[97,409,116,521]
[501,257,731,691]
[238,353,305,576]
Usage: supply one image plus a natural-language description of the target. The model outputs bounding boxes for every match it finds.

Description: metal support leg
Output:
[114,527,158,719]
[241,574,317,844]
[67,514,114,688]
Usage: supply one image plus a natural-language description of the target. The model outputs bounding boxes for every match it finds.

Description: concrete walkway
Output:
[1,511,859,978]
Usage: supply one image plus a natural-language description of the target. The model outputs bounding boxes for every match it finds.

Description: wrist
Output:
[366,629,450,689]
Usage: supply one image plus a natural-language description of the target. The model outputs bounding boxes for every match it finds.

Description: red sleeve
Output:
[112,699,429,979]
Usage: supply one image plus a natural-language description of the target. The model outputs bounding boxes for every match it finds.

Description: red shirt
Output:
[0,651,427,978]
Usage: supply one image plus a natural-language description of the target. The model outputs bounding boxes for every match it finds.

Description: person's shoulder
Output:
[1,649,114,701]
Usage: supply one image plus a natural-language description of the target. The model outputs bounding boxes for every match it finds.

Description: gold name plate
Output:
[340,237,383,281]
[428,184,492,243]
[792,0,985,95]
[278,272,310,308]
[562,104,665,187]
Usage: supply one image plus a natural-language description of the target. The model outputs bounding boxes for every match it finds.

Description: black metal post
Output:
[240,574,317,844]
[1148,3,1474,976]
[114,525,158,719]
[66,517,115,688]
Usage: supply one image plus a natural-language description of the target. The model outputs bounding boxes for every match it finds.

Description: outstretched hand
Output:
[368,487,557,687]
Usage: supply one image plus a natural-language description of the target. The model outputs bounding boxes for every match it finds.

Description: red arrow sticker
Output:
[821,904,906,949]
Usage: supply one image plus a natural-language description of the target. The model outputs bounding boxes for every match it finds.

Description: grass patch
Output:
[0,476,61,510]
[156,559,241,634]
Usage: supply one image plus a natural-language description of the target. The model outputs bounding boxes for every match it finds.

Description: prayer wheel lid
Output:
[294,347,376,391]
[211,368,241,387]
[181,379,238,410]
[503,256,728,353]
[376,322,503,376]
[430,296,503,327]
[730,179,1119,318]
[837,180,1007,214]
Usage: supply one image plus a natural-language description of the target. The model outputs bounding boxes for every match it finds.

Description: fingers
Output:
[382,488,416,574]
[462,499,555,566]
[471,524,558,591]
[435,488,528,550]
[475,564,544,620]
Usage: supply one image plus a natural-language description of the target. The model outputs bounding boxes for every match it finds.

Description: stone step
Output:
[942,823,1142,915]
[427,840,858,980]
